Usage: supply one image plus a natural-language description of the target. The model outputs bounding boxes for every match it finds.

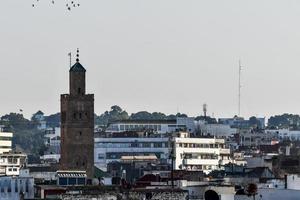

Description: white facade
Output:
[0,152,27,176]
[177,117,196,133]
[173,134,231,174]
[287,174,300,190]
[44,127,60,145]
[266,128,300,141]
[197,121,237,138]
[94,137,170,171]
[42,127,61,163]
[106,117,196,134]
[0,132,13,154]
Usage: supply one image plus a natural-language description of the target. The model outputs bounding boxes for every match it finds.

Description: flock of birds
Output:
[32,0,80,11]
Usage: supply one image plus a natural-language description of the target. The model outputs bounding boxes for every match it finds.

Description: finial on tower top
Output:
[76,48,80,62]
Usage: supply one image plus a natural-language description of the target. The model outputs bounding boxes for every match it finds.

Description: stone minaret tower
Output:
[60,50,94,179]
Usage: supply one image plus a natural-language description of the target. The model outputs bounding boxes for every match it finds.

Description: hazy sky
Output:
[1,0,300,119]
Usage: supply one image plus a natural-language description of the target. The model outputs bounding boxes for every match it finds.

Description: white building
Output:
[266,128,300,141]
[41,127,61,163]
[0,128,13,154]
[106,117,196,134]
[286,174,300,190]
[95,131,233,174]
[197,121,237,138]
[0,152,27,176]
[94,135,170,171]
[33,111,47,130]
[173,132,232,174]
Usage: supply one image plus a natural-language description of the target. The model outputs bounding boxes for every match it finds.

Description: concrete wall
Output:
[62,191,188,200]
[287,174,300,190]
[235,189,300,200]
[62,194,117,200]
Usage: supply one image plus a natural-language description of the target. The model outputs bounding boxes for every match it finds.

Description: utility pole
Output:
[169,138,175,189]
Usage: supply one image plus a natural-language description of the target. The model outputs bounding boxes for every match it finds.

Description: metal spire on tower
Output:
[76,48,80,62]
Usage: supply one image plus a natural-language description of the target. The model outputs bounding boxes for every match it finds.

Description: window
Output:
[131,142,138,148]
[7,180,11,193]
[15,180,18,192]
[79,131,82,136]
[78,88,81,95]
[25,180,29,193]
[158,125,161,131]
[0,181,4,192]
[98,154,105,160]
[142,143,151,148]
[73,113,76,119]
[59,178,67,186]
[68,178,76,185]
[13,168,17,172]
[19,180,23,193]
[79,113,82,119]
[154,143,162,148]
[77,178,85,185]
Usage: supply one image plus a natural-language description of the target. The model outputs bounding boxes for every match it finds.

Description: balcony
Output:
[183,159,218,166]
[220,148,230,154]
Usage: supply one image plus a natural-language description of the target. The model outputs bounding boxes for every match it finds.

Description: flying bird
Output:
[32,0,81,10]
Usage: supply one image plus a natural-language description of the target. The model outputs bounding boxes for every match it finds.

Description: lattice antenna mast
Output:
[238,60,243,117]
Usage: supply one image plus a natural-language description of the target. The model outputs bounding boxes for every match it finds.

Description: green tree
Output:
[95,105,129,125]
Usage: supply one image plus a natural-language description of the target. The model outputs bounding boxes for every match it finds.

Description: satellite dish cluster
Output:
[32,0,80,11]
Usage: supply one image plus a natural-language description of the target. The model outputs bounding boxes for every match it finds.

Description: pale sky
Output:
[1,0,300,119]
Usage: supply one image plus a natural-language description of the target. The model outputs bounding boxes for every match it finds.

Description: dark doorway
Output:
[205,190,219,200]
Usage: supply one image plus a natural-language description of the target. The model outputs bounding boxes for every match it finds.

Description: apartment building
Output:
[0,152,27,176]
[173,132,231,174]
[106,117,196,134]
[0,127,13,154]
[94,133,170,171]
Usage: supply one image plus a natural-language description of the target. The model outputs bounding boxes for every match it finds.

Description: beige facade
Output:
[0,131,13,154]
